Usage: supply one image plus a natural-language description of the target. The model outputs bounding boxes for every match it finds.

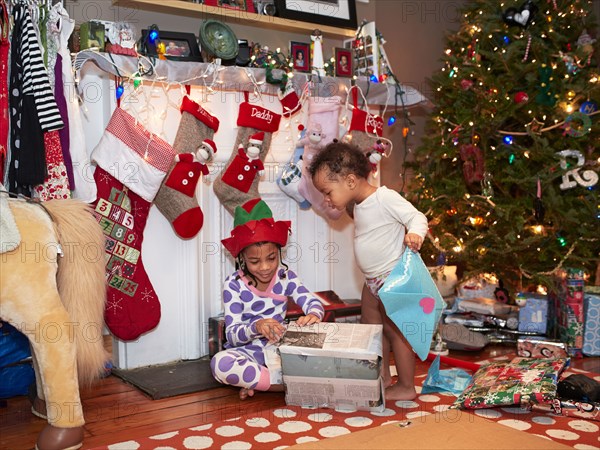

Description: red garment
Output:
[164,152,207,198]
[32,131,71,200]
[0,0,9,183]
[221,147,265,193]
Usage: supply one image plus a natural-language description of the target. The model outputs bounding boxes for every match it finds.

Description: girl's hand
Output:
[256,318,286,343]
[404,233,424,252]
[295,314,321,326]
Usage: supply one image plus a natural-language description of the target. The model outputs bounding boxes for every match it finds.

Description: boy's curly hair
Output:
[308,141,371,179]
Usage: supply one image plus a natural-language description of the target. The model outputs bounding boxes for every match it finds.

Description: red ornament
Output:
[460,144,485,185]
[460,79,474,90]
[514,91,529,104]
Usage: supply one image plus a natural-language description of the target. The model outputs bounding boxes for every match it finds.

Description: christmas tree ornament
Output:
[154,97,220,239]
[522,34,532,62]
[576,30,596,66]
[533,177,545,223]
[90,108,176,340]
[579,101,598,114]
[525,117,545,134]
[561,112,592,137]
[502,0,537,28]
[460,144,485,186]
[460,79,474,90]
[559,51,579,74]
[213,96,281,214]
[557,149,599,190]
[481,171,494,197]
[514,91,529,104]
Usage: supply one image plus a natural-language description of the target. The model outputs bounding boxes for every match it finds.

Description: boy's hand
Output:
[404,233,424,252]
[295,314,321,326]
[256,318,286,343]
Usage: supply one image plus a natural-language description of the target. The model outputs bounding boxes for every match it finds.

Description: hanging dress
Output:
[52,4,97,202]
[8,3,65,197]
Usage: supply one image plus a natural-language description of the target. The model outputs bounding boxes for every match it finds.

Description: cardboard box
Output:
[209,291,361,356]
[279,322,384,412]
[289,411,573,449]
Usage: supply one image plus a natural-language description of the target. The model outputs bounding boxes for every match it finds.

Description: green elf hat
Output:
[221,198,291,258]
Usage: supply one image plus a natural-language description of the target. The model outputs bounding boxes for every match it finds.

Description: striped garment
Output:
[14,4,63,132]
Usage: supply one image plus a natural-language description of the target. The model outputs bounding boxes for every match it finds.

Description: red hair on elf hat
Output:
[221,198,291,258]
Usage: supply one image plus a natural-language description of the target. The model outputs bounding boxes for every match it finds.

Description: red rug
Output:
[95,357,600,450]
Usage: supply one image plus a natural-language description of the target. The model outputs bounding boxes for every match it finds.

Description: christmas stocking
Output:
[213,95,281,214]
[91,107,176,340]
[154,96,220,239]
[298,96,344,220]
[278,79,302,118]
[277,126,310,209]
[345,88,384,153]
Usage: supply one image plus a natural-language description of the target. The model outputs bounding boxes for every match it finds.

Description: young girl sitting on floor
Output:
[210,198,325,399]
[309,141,428,401]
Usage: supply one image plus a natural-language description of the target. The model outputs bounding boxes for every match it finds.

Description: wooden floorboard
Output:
[1,345,598,450]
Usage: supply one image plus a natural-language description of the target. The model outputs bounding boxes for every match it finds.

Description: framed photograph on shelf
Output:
[275,0,357,30]
[140,30,203,62]
[290,41,311,73]
[334,47,353,77]
[204,0,256,13]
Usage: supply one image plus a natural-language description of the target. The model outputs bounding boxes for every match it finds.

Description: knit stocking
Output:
[213,97,281,214]
[154,97,220,239]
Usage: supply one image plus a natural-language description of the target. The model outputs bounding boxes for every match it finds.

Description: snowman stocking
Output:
[91,108,175,340]
[298,96,344,220]
[154,97,220,239]
[213,96,281,214]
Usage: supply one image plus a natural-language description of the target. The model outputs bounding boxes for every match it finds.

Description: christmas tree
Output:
[409,0,599,292]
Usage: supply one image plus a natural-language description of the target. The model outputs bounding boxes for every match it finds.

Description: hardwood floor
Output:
[1,345,598,450]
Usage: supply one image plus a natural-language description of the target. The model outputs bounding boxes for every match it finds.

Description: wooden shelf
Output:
[112,0,356,38]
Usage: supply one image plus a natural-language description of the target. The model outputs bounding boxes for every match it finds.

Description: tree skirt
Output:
[93,360,600,450]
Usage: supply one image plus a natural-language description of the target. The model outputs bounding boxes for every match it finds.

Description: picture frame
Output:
[334,47,353,77]
[275,0,357,30]
[290,41,311,73]
[204,0,256,13]
[139,30,203,62]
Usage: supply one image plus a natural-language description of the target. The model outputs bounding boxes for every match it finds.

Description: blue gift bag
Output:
[379,250,446,361]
